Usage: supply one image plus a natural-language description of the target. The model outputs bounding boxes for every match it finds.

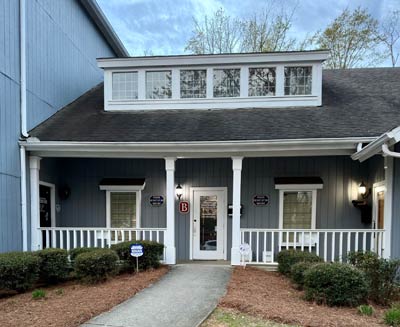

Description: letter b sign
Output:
[179,201,189,214]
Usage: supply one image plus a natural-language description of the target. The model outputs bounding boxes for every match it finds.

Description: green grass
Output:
[357,304,374,316]
[31,289,46,300]
[202,308,297,327]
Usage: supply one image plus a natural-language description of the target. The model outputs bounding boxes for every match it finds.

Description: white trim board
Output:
[39,181,56,227]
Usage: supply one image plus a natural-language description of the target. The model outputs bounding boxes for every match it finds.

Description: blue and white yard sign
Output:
[130,244,144,257]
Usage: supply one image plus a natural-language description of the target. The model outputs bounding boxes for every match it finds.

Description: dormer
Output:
[97,50,329,111]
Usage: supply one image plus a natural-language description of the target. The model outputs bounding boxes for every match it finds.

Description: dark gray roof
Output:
[29,68,400,142]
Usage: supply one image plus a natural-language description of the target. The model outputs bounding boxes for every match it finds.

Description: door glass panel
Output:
[200,195,218,251]
[377,191,385,229]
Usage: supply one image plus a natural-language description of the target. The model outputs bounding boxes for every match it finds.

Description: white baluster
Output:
[355,232,359,252]
[256,232,259,263]
[60,230,64,249]
[316,232,320,257]
[107,229,112,247]
[66,231,70,251]
[363,232,367,252]
[324,232,327,262]
[286,231,289,250]
[301,232,305,251]
[80,230,84,247]
[45,230,49,248]
[331,232,335,261]
[271,231,275,264]
[101,230,104,248]
[308,231,312,253]
[263,231,267,263]
[73,230,77,249]
[347,232,351,259]
[52,229,56,248]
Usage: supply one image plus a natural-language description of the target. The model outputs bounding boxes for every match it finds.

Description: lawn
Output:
[217,267,385,327]
[0,266,169,327]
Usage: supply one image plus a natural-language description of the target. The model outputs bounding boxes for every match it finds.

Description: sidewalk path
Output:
[82,264,232,327]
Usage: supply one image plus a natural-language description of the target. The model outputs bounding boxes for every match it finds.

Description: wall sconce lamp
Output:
[176,184,183,200]
[358,181,370,199]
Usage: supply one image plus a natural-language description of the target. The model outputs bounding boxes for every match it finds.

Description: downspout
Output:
[20,0,28,251]
[382,143,400,158]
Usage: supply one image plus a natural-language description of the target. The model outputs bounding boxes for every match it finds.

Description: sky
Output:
[98,0,399,65]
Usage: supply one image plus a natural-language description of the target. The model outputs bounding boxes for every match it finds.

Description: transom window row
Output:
[111,66,312,100]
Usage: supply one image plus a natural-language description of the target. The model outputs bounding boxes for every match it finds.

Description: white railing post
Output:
[165,158,176,264]
[29,156,42,251]
[231,157,243,265]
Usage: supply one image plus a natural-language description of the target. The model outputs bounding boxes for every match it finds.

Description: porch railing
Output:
[240,229,385,265]
[39,227,167,261]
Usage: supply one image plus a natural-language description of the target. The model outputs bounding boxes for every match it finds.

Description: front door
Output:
[192,188,226,260]
[40,184,52,247]
[372,183,385,251]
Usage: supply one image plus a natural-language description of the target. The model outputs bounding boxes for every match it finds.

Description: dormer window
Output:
[213,69,240,98]
[112,72,138,100]
[99,51,328,110]
[180,70,207,98]
[146,70,172,99]
[248,67,276,96]
[284,66,312,95]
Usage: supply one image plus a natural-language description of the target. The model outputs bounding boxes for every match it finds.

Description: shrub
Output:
[291,261,316,288]
[74,248,118,284]
[384,306,400,326]
[0,252,40,292]
[35,248,69,283]
[348,251,400,305]
[111,241,164,272]
[69,247,98,262]
[304,262,368,307]
[358,304,374,316]
[32,289,46,300]
[277,249,323,275]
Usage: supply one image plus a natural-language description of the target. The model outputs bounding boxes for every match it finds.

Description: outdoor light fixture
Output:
[176,184,183,200]
[358,181,370,199]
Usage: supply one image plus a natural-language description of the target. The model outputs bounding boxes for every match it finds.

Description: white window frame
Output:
[100,185,144,228]
[39,181,56,227]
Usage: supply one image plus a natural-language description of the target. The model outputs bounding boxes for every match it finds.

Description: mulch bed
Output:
[219,267,386,327]
[0,266,169,327]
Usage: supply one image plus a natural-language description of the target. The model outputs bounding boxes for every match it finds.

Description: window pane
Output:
[112,72,138,100]
[146,71,172,99]
[213,69,240,97]
[110,192,136,228]
[180,70,207,98]
[282,191,312,229]
[284,67,312,95]
[248,67,276,96]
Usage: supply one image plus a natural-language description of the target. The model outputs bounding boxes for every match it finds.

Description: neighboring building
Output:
[21,50,400,266]
[0,0,128,252]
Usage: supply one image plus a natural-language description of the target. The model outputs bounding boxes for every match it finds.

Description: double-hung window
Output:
[248,67,276,96]
[146,71,172,99]
[213,69,240,97]
[112,72,138,100]
[180,70,207,98]
[284,66,312,95]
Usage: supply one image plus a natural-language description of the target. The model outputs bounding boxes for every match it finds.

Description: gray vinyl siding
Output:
[0,0,116,252]
[43,156,380,261]
[391,148,400,258]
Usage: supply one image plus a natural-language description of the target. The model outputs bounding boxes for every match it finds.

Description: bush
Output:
[277,249,323,275]
[0,252,40,292]
[74,249,118,284]
[291,261,316,288]
[111,241,164,272]
[358,304,374,316]
[304,262,368,307]
[348,251,400,305]
[384,306,400,326]
[35,248,69,283]
[69,247,98,262]
[32,289,46,299]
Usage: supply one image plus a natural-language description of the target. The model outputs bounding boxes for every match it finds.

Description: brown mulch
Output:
[0,266,169,327]
[219,267,386,327]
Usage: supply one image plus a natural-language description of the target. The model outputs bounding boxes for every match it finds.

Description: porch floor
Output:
[82,264,232,327]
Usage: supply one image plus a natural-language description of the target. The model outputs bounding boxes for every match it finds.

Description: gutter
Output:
[351,126,400,162]
[79,0,129,57]
[20,0,28,251]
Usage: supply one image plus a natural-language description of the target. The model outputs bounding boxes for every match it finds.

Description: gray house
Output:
[0,0,128,253]
[2,2,400,267]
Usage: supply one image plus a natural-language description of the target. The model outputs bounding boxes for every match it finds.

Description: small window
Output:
[112,72,138,100]
[146,71,172,99]
[284,66,312,95]
[180,70,207,98]
[248,67,276,96]
[110,192,137,228]
[213,69,240,97]
[282,191,313,229]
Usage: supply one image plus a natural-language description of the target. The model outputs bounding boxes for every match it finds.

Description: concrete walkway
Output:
[82,264,232,327]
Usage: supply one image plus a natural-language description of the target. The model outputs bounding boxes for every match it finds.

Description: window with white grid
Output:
[146,71,172,99]
[213,69,240,97]
[284,66,312,95]
[112,72,138,100]
[110,192,136,228]
[180,70,207,98]
[248,67,276,96]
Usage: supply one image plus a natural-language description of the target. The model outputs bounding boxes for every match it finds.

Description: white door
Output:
[192,188,227,260]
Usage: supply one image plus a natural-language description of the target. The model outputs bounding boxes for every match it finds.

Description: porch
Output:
[27,152,391,266]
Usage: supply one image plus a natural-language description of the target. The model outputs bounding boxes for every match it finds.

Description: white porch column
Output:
[165,157,176,264]
[384,156,394,258]
[231,156,243,265]
[30,156,42,251]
